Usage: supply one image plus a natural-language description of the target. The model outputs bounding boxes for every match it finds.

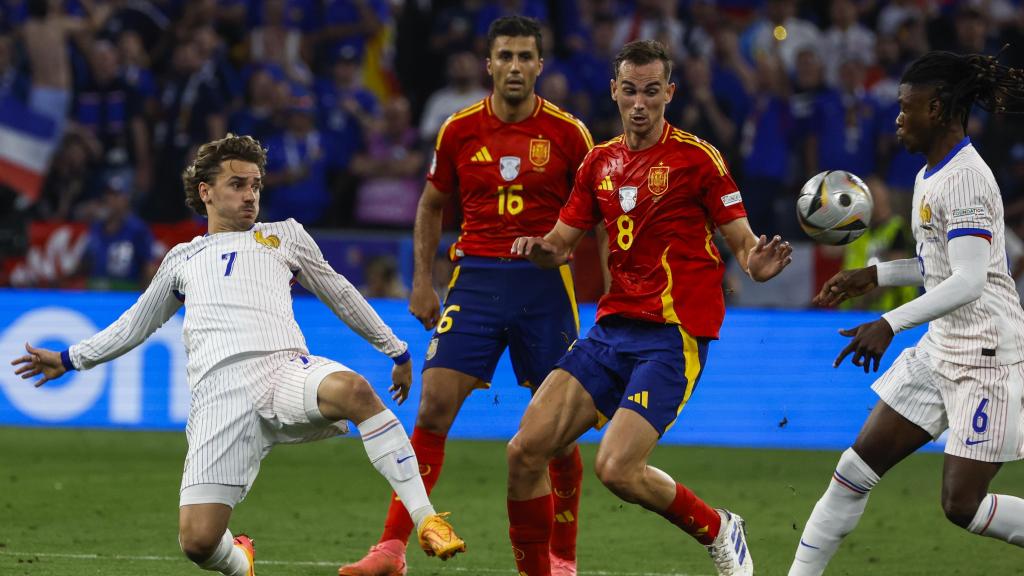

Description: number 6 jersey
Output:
[427,95,593,259]
[559,122,747,339]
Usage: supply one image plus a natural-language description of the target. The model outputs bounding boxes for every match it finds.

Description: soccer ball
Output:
[796,170,873,245]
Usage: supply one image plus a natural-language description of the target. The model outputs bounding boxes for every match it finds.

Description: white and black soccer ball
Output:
[796,170,873,245]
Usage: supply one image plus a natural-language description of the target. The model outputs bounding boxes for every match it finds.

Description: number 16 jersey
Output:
[428,95,593,259]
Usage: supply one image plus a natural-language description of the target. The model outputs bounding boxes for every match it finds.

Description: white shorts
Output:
[872,347,1024,463]
[179,351,350,507]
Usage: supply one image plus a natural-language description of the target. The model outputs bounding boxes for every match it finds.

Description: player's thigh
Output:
[182,373,263,495]
[941,360,1024,464]
[265,352,356,436]
[596,407,661,474]
[513,369,600,459]
[507,264,579,389]
[421,266,509,387]
[857,347,944,474]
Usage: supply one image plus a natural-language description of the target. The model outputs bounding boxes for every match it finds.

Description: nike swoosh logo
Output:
[799,539,820,550]
[965,438,991,446]
[396,455,415,464]
[186,246,208,260]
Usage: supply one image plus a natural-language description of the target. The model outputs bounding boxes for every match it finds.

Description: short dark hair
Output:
[613,40,672,80]
[182,134,267,216]
[901,50,1024,130]
[487,16,543,58]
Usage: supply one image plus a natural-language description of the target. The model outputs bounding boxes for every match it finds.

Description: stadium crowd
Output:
[3,0,1024,296]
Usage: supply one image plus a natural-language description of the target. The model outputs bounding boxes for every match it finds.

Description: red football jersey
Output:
[428,95,593,259]
[559,122,747,338]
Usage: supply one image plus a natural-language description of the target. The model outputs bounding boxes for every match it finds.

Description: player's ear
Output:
[665,82,676,103]
[610,78,616,101]
[485,57,492,76]
[198,181,211,203]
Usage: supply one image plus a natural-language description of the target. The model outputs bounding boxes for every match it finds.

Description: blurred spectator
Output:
[229,66,281,142]
[318,0,388,66]
[612,0,683,59]
[34,130,102,221]
[569,13,620,138]
[803,57,883,181]
[538,70,571,109]
[681,0,718,59]
[428,0,483,56]
[351,96,424,227]
[145,37,226,222]
[74,39,152,196]
[22,0,109,137]
[360,254,407,298]
[317,45,377,173]
[192,24,242,108]
[118,31,158,114]
[823,0,876,86]
[418,51,487,145]
[263,87,328,225]
[677,55,737,154]
[877,0,929,36]
[83,171,158,290]
[247,0,312,86]
[739,53,793,237]
[744,0,821,74]
[952,5,995,54]
[0,33,27,102]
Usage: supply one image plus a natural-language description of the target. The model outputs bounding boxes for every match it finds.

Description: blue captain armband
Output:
[392,350,411,365]
[60,349,77,371]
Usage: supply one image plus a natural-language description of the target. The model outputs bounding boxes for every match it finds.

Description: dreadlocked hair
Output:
[901,49,1024,130]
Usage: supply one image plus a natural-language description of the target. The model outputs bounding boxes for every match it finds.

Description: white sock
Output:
[789,448,881,576]
[196,530,251,576]
[357,409,436,528]
[968,494,1024,547]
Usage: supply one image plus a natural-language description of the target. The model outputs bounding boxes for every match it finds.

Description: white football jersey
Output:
[911,138,1024,367]
[70,219,407,383]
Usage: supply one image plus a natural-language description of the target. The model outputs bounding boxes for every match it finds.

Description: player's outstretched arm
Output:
[511,220,586,268]
[719,217,793,282]
[12,343,67,387]
[813,267,879,307]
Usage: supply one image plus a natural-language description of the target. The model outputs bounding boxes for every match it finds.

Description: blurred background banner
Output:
[0,289,935,452]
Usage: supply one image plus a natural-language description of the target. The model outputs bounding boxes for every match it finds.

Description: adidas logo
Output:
[554,510,576,523]
[627,391,648,409]
[471,146,493,162]
[598,175,614,191]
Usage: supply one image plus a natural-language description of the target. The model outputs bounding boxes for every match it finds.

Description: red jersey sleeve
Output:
[700,152,747,227]
[426,116,460,195]
[558,150,601,230]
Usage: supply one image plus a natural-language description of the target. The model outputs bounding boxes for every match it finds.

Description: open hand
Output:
[11,343,66,387]
[833,318,895,373]
[747,235,793,281]
[814,267,878,307]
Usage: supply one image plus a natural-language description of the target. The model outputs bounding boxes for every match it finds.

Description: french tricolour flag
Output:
[0,96,59,201]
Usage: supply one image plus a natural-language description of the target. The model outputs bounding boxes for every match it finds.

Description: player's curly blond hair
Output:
[182,134,267,216]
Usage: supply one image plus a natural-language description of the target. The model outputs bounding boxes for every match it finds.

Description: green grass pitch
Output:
[1,427,1021,575]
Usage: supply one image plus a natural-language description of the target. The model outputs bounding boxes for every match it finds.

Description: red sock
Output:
[508,495,553,576]
[379,427,446,543]
[548,446,582,561]
[657,482,722,545]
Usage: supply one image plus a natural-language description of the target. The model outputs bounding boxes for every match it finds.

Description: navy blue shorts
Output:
[422,257,579,388]
[555,316,710,435]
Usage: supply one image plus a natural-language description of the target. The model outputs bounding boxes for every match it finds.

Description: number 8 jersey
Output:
[559,122,747,339]
[428,96,593,259]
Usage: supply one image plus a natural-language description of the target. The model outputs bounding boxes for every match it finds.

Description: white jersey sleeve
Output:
[288,221,408,359]
[69,245,185,370]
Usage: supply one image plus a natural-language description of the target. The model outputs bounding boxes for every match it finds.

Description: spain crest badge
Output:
[529,138,550,167]
[648,165,669,195]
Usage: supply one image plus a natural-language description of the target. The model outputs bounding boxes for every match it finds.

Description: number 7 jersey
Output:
[559,122,747,339]
[428,95,593,259]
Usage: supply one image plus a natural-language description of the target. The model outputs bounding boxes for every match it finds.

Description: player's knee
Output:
[321,371,382,422]
[178,528,220,564]
[507,433,547,473]
[942,492,983,529]
[594,456,641,503]
[414,378,459,434]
